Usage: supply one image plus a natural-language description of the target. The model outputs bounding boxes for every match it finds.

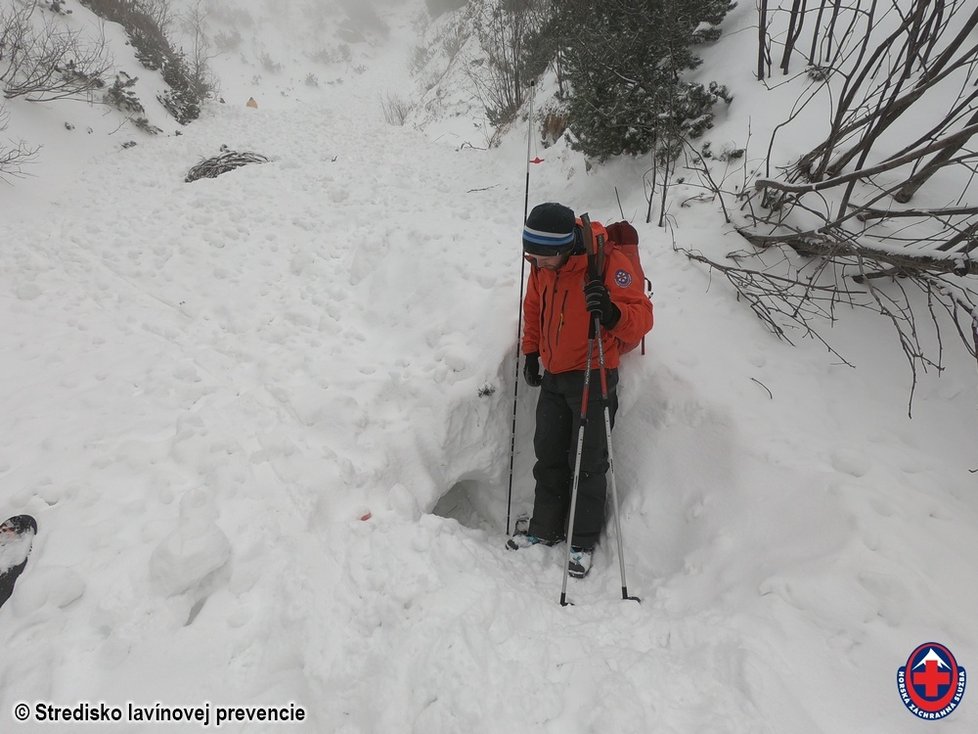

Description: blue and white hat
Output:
[523,202,576,256]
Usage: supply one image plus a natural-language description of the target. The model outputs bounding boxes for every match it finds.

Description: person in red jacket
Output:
[507,202,653,578]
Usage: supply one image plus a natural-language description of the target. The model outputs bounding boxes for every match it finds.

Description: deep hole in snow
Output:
[431,479,500,531]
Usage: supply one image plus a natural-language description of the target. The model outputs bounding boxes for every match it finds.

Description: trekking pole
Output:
[559,325,596,607]
[504,82,537,536]
[592,300,641,604]
[587,220,639,603]
[559,213,599,606]
[561,215,639,605]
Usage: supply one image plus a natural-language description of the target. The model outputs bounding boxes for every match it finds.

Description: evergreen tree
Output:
[554,0,734,161]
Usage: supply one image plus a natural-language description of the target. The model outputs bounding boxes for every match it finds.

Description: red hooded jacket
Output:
[522,223,653,374]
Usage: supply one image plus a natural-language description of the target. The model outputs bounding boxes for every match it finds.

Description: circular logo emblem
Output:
[614,269,632,288]
[897,643,966,720]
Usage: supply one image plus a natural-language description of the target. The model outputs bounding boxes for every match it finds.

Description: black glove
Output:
[523,352,543,387]
[584,279,621,329]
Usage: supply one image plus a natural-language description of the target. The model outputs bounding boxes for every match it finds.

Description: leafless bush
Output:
[468,0,549,126]
[260,51,283,74]
[310,44,352,65]
[382,92,410,126]
[140,0,172,36]
[214,29,240,53]
[0,0,111,102]
[440,19,468,61]
[540,109,567,146]
[410,45,432,74]
[684,228,978,412]
[0,105,39,181]
[207,4,252,28]
[750,1,978,259]
[181,0,218,101]
[690,0,978,402]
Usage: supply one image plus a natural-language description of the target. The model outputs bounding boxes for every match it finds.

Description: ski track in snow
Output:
[1,2,977,733]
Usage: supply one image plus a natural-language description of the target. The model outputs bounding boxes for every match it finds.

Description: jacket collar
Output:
[557,252,590,274]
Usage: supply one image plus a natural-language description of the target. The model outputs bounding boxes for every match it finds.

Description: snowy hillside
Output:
[1,1,976,732]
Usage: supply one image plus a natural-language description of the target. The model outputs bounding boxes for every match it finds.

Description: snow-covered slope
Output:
[1,1,976,732]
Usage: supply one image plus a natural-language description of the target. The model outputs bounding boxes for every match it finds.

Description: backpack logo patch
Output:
[897,642,966,720]
[614,269,632,288]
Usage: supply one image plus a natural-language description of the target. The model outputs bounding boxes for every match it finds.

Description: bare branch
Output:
[854,204,978,220]
[1,4,111,102]
[757,121,978,194]
[0,104,40,182]
[739,226,978,275]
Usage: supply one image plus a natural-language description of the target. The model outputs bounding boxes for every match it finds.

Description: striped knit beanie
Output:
[522,202,576,256]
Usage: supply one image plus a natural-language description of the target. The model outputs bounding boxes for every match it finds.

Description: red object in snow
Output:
[530,157,544,164]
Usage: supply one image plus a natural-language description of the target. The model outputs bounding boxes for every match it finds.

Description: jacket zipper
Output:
[539,289,548,357]
[555,289,569,347]
[544,274,560,357]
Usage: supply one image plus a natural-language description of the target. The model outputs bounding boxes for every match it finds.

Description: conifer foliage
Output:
[79,0,209,125]
[465,0,732,158]
[554,0,734,161]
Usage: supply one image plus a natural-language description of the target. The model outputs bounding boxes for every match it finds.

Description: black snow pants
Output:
[527,368,618,550]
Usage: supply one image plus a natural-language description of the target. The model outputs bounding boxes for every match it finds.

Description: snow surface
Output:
[0,528,34,576]
[1,1,977,732]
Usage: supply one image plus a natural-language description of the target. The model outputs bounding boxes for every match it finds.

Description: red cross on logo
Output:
[913,659,952,698]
